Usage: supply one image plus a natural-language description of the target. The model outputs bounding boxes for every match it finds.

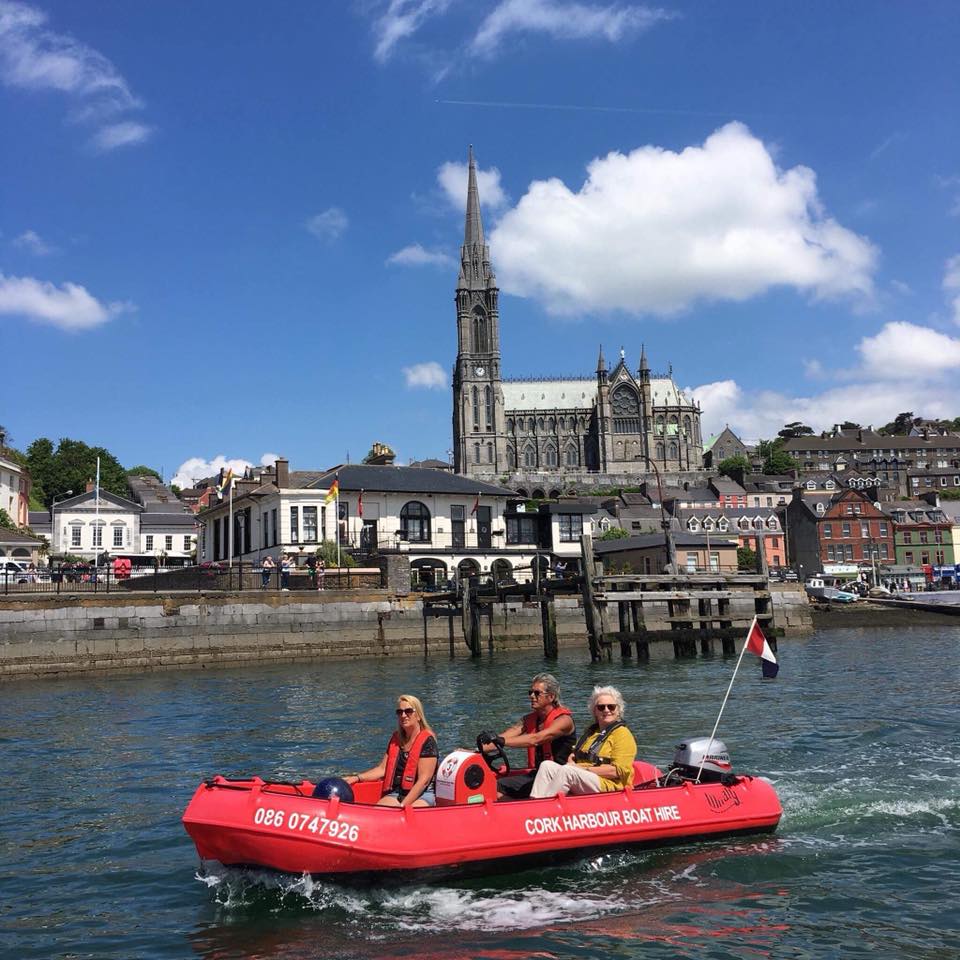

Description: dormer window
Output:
[825,480,835,489]
[687,518,700,531]
[806,480,816,490]
[816,503,825,515]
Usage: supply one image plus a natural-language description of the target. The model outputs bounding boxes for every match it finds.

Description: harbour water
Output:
[2,625,958,959]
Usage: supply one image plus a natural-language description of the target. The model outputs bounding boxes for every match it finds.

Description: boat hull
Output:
[183,773,782,877]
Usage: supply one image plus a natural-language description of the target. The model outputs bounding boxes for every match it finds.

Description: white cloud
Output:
[690,320,960,442]
[0,272,131,330]
[858,321,960,378]
[372,0,454,63]
[12,228,55,255]
[306,207,348,242]
[471,0,672,57]
[90,120,152,152]
[171,453,284,490]
[489,121,878,316]
[0,0,151,150]
[402,360,448,389]
[944,254,960,325]
[437,160,507,212]
[386,243,454,267]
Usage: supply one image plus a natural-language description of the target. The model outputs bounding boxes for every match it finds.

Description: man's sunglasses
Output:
[595,703,618,713]
[395,707,415,716]
[528,689,548,698]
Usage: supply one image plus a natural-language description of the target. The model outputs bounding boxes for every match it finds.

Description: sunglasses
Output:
[395,707,415,717]
[528,689,548,698]
[595,703,618,713]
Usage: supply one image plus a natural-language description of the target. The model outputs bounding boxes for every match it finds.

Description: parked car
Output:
[1,559,36,582]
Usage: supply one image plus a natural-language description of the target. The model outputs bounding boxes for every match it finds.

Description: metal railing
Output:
[0,561,386,595]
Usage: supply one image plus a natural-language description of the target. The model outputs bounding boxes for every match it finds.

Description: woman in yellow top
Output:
[529,685,636,798]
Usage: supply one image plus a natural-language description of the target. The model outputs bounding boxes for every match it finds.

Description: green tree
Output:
[126,465,162,480]
[0,508,15,530]
[757,438,795,476]
[777,421,815,440]
[717,454,750,479]
[598,527,629,540]
[879,411,915,435]
[737,546,757,570]
[316,540,357,567]
[26,437,127,506]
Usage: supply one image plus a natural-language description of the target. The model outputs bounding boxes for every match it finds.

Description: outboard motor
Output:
[667,737,736,785]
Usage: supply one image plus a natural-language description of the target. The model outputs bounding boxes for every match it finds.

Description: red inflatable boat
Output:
[183,740,782,878]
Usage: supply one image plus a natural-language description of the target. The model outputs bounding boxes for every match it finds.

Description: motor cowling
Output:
[435,750,497,806]
[671,737,734,783]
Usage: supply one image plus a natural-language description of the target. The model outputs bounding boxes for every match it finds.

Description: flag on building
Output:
[745,618,779,678]
[357,489,363,518]
[216,468,234,500]
[470,492,480,515]
[324,477,339,506]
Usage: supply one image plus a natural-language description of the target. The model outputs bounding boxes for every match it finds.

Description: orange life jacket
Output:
[382,729,433,796]
[522,705,574,767]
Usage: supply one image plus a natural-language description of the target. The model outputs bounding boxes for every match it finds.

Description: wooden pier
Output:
[424,533,777,662]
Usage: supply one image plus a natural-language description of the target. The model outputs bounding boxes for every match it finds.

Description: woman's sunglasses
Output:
[595,703,618,713]
[395,707,416,717]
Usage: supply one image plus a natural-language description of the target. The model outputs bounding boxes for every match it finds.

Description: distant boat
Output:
[805,576,858,603]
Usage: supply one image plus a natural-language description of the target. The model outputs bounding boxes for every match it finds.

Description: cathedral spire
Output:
[596,344,606,374]
[639,343,649,372]
[464,145,485,246]
[458,145,495,290]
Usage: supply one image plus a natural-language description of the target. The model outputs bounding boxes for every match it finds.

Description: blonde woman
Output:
[343,695,438,807]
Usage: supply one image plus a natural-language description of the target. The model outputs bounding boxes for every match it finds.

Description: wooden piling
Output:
[541,597,558,658]
[579,533,605,662]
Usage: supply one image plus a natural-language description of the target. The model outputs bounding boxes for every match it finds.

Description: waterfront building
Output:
[29,477,195,564]
[0,449,31,527]
[196,458,599,587]
[886,494,955,577]
[593,531,738,575]
[783,485,896,581]
[451,148,704,491]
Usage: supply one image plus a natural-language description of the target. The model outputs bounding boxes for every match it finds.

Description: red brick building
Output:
[785,487,895,578]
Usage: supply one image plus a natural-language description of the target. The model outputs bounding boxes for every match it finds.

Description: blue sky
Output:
[1,0,958,487]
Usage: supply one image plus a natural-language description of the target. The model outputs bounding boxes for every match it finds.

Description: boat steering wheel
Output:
[476,734,511,775]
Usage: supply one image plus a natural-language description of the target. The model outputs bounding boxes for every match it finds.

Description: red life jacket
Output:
[522,705,574,768]
[382,729,433,797]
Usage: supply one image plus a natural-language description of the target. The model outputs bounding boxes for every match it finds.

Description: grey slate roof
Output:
[306,465,517,497]
[593,532,738,554]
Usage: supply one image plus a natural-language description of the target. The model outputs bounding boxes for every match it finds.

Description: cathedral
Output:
[452,149,704,491]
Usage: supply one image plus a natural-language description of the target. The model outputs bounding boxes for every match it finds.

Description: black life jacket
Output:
[573,720,626,765]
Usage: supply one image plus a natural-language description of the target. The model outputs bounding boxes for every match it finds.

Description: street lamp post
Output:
[645,457,676,573]
[50,490,74,559]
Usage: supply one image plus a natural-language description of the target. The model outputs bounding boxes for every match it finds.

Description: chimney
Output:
[85,479,95,493]
[275,458,289,488]
[857,428,863,442]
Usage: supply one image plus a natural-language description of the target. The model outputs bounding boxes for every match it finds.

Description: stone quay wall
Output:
[0,588,811,681]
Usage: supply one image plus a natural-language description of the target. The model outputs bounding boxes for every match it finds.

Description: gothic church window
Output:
[507,445,516,468]
[656,442,664,459]
[565,444,579,466]
[612,385,641,434]
[472,309,488,352]
[544,444,558,467]
[669,442,678,459]
[487,443,493,463]
[656,414,665,434]
[474,443,481,464]
[472,387,479,429]
[523,445,536,468]
[484,386,493,429]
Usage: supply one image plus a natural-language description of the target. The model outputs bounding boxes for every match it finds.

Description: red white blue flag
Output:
[745,618,779,678]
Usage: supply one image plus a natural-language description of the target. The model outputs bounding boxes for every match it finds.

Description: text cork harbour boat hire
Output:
[182,737,782,878]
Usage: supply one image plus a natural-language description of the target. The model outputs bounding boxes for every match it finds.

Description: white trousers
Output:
[529,760,602,798]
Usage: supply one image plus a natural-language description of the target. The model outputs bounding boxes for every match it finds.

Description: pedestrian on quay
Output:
[306,552,318,588]
[317,557,326,591]
[280,553,293,591]
[261,554,276,589]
